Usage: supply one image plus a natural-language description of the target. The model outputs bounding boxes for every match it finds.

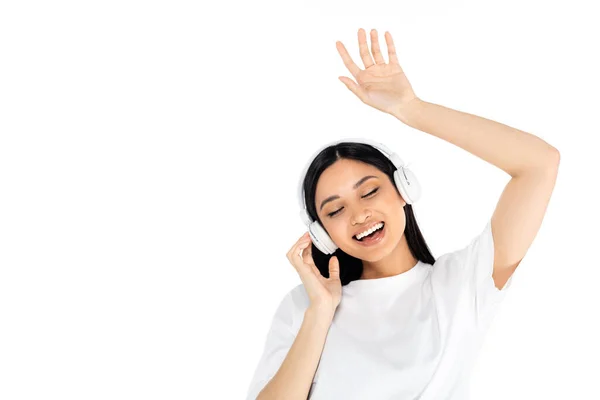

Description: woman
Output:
[246,28,560,400]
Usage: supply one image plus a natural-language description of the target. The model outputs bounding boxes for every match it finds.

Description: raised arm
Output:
[335,28,560,290]
[395,98,559,289]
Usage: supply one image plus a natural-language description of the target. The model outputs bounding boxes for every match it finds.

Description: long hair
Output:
[302,142,436,286]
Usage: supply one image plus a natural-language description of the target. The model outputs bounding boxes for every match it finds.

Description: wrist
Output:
[392,96,424,125]
[306,304,335,322]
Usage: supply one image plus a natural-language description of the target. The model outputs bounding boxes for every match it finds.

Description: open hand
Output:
[336,28,419,117]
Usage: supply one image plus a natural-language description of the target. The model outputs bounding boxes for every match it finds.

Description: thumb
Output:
[338,76,367,103]
[328,256,340,280]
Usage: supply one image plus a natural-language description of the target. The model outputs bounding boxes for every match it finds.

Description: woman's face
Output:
[314,158,407,262]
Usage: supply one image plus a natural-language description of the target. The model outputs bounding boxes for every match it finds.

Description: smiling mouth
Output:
[353,222,385,242]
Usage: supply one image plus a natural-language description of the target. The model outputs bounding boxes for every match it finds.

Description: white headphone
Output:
[297,137,422,254]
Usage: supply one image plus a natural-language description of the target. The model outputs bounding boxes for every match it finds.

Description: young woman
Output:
[246,28,560,400]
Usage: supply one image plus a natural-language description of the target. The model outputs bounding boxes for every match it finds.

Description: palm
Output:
[302,247,342,310]
[336,29,418,115]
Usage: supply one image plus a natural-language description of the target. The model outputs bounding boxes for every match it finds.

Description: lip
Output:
[353,221,384,239]
[354,223,386,246]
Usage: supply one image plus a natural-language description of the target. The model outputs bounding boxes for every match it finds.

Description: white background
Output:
[1,1,598,399]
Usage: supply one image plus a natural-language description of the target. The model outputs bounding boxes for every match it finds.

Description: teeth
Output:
[355,222,384,240]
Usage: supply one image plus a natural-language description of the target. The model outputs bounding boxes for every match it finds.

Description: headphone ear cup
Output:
[309,221,338,255]
[394,166,421,204]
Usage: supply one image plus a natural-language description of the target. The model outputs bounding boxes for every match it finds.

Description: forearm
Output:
[257,307,333,400]
[394,99,559,177]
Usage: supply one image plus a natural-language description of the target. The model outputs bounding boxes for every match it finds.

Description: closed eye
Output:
[327,188,379,217]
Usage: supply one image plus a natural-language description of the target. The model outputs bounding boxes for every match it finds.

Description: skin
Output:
[335,28,559,290]
[314,158,418,280]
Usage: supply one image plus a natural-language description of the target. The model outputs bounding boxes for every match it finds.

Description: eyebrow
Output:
[319,175,378,211]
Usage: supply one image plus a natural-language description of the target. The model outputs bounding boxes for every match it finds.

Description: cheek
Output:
[322,219,347,241]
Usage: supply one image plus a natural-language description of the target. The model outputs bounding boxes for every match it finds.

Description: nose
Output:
[351,207,372,225]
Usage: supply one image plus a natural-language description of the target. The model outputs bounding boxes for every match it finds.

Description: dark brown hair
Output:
[302,142,436,286]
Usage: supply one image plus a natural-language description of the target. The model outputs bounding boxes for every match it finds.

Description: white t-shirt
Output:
[246,220,516,399]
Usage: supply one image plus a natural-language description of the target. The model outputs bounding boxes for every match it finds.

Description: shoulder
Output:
[431,221,494,275]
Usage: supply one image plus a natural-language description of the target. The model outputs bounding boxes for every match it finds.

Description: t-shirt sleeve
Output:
[245,290,296,400]
[448,219,516,326]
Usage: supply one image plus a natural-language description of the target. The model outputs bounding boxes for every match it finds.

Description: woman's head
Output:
[302,141,435,285]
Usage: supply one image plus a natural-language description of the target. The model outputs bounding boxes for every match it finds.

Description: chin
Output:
[357,246,393,262]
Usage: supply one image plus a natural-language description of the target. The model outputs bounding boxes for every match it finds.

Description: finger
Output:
[336,41,360,79]
[287,233,310,259]
[298,244,326,279]
[329,256,340,280]
[357,28,374,69]
[370,29,386,64]
[301,244,313,262]
[290,241,311,267]
[294,232,310,248]
[295,238,311,257]
[384,31,399,65]
[299,232,310,244]
[338,76,366,103]
[301,240,315,261]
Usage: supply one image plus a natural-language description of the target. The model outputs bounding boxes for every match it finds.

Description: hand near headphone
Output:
[336,28,420,119]
[286,232,342,316]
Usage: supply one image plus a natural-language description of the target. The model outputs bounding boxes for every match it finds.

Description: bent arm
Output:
[395,98,560,292]
[257,306,333,400]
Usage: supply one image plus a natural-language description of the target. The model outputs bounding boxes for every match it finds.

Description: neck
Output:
[360,233,418,280]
